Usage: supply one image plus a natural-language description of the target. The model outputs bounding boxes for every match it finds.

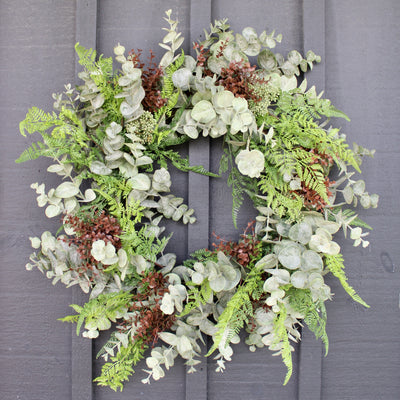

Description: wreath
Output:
[18,10,378,391]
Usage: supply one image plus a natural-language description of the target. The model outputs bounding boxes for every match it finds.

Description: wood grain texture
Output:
[1,0,399,399]
[186,2,212,399]
[0,2,76,399]
[321,1,400,399]
[93,1,190,398]
[298,1,325,399]
[207,2,302,399]
[71,2,98,399]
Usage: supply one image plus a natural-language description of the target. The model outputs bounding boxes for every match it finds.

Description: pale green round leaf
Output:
[209,276,227,292]
[55,182,80,198]
[90,161,112,176]
[277,243,302,269]
[183,125,199,139]
[343,186,354,204]
[213,90,234,109]
[47,164,64,174]
[191,272,204,285]
[129,173,151,191]
[191,100,216,124]
[258,49,277,70]
[242,27,258,41]
[291,271,308,288]
[308,272,324,290]
[360,194,371,208]
[353,180,366,195]
[146,357,159,369]
[84,189,96,202]
[172,68,192,90]
[45,204,62,218]
[244,42,261,56]
[370,193,379,208]
[301,250,323,271]
[288,222,312,244]
[287,50,302,65]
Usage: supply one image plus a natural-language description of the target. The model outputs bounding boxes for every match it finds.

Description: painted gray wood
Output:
[321,1,400,399]
[1,0,399,399]
[93,1,190,399]
[72,2,98,400]
[186,1,212,398]
[207,2,302,399]
[297,1,325,399]
[0,2,76,400]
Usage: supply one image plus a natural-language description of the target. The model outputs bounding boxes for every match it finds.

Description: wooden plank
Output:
[298,1,326,399]
[321,1,400,399]
[71,1,98,400]
[186,3,212,400]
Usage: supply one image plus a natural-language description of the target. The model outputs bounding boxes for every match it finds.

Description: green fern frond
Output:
[180,280,212,317]
[16,140,49,163]
[19,107,60,137]
[94,338,148,391]
[75,43,113,86]
[325,254,369,308]
[59,292,132,336]
[287,287,329,355]
[207,266,263,356]
[272,304,293,385]
[156,149,219,177]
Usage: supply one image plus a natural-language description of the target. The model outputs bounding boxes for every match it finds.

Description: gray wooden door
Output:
[1,1,399,399]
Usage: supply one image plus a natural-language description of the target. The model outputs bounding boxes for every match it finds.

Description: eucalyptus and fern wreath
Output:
[18,10,378,391]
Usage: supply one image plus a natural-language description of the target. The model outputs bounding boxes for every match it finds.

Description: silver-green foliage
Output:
[18,9,379,390]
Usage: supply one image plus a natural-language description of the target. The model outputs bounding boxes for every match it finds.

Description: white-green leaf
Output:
[129,173,151,191]
[47,164,64,174]
[288,222,312,244]
[353,180,365,195]
[191,100,216,124]
[159,332,178,346]
[55,182,80,198]
[277,243,302,269]
[343,186,354,204]
[301,250,323,271]
[84,189,96,202]
[45,204,62,218]
[90,161,112,176]
[291,271,308,289]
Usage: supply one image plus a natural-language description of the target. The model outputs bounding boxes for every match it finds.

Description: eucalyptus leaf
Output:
[277,243,302,269]
[129,173,151,191]
[54,182,80,198]
[353,180,366,195]
[288,222,312,244]
[301,250,323,272]
[291,271,308,289]
[191,100,216,124]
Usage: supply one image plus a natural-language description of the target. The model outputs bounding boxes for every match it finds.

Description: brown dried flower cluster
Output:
[63,210,122,272]
[212,221,261,268]
[126,271,175,347]
[128,49,167,113]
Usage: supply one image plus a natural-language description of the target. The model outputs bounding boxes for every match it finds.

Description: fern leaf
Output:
[15,141,48,163]
[94,338,148,392]
[207,266,263,356]
[325,254,369,308]
[272,304,293,385]
[287,288,329,355]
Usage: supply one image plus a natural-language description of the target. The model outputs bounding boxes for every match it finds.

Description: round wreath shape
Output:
[19,10,379,391]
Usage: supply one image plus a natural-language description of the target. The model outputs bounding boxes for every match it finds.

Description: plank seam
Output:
[186,2,212,399]
[72,1,98,399]
[298,1,326,399]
